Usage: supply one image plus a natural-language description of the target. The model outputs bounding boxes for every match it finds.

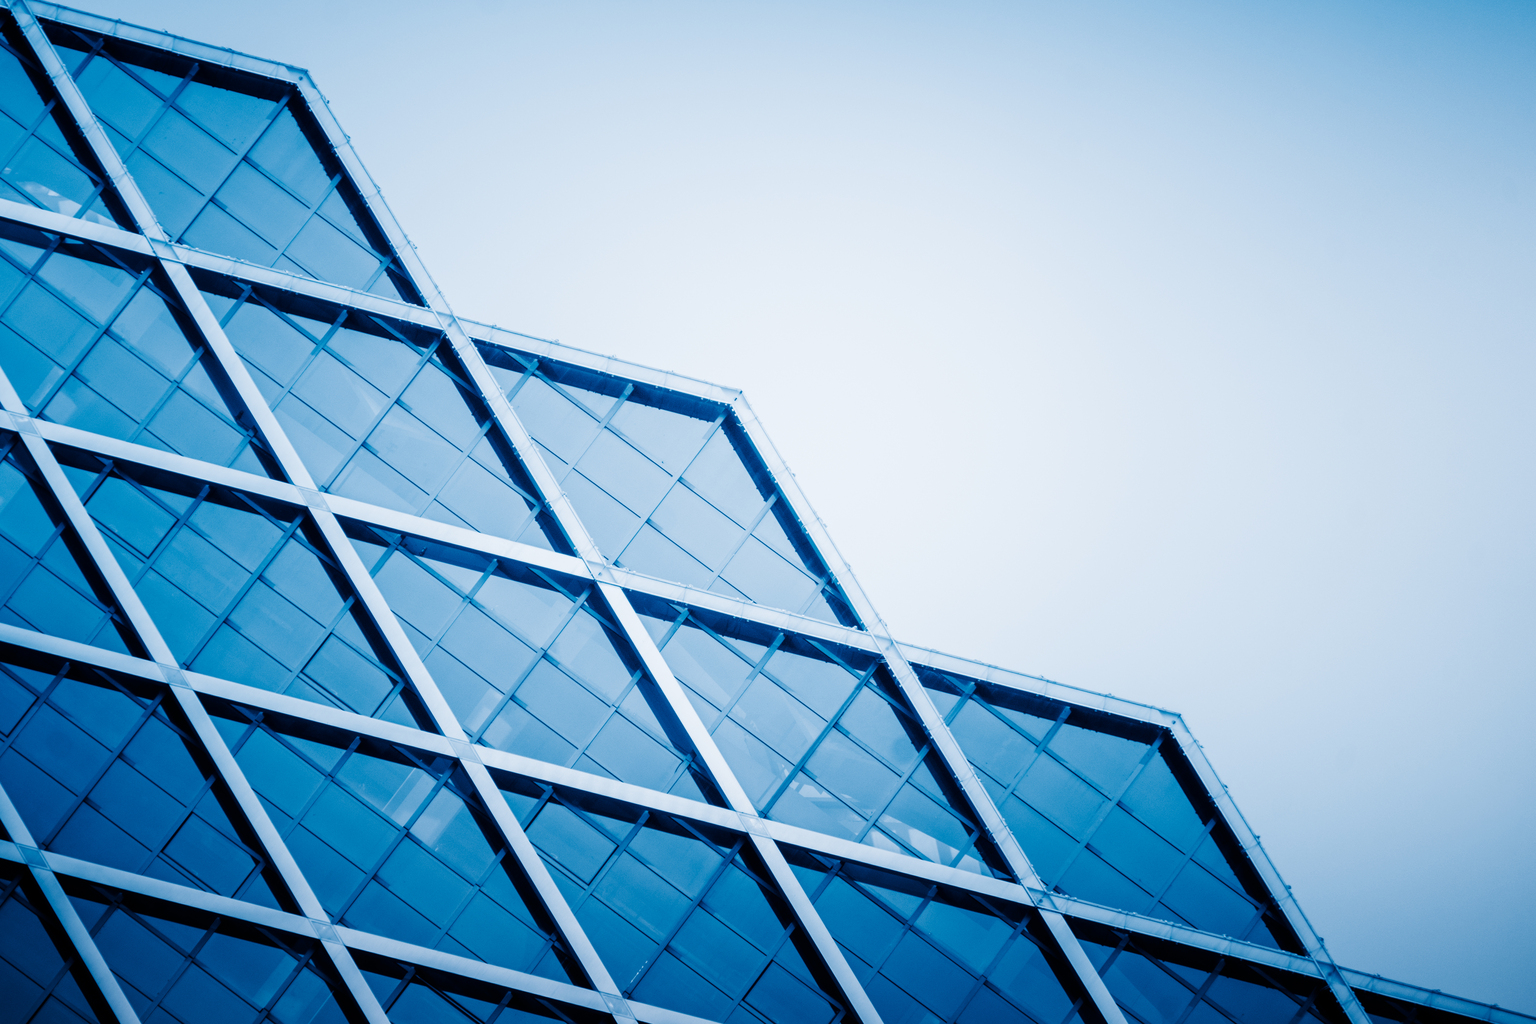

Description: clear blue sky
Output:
[63,0,1536,1011]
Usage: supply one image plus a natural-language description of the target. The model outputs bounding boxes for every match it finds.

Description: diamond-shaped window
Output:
[46,22,419,302]
[482,346,859,626]
[0,13,130,229]
[216,705,588,985]
[502,778,852,1024]
[1073,920,1347,1024]
[791,849,1094,1024]
[61,450,425,727]
[350,523,717,803]
[642,600,1005,876]
[923,668,1301,950]
[0,651,288,908]
[0,434,138,654]
[67,880,355,1024]
[202,280,565,550]
[0,224,277,474]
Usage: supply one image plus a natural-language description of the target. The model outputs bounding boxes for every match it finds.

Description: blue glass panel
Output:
[0,651,285,905]
[221,707,586,984]
[795,850,1089,1024]
[0,436,138,653]
[51,22,419,300]
[0,20,127,228]
[1074,923,1345,1024]
[483,347,860,626]
[352,525,716,800]
[504,779,849,1023]
[0,866,108,1024]
[921,669,1300,950]
[63,452,425,726]
[205,281,565,550]
[641,602,1003,875]
[358,954,606,1024]
[68,881,353,1024]
[0,230,277,473]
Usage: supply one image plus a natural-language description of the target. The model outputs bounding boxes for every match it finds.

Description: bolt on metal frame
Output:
[0,5,1520,1024]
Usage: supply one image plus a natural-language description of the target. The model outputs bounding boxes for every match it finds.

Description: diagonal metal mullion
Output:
[0,775,143,1024]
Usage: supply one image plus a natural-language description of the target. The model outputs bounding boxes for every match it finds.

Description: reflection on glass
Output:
[643,601,1003,875]
[923,666,1296,949]
[480,345,859,626]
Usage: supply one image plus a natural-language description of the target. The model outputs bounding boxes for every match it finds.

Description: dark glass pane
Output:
[53,24,417,298]
[354,525,713,799]
[923,668,1302,950]
[206,283,563,550]
[505,780,849,1023]
[0,20,126,228]
[64,453,423,726]
[643,603,1002,875]
[220,707,586,984]
[1075,923,1344,1024]
[0,866,108,1024]
[0,230,275,473]
[795,850,1089,1024]
[69,881,352,1024]
[0,651,287,905]
[358,953,607,1024]
[0,435,138,653]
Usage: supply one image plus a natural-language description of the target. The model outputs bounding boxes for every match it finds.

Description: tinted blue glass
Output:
[645,605,1001,874]
[63,453,424,726]
[0,655,284,905]
[359,955,604,1024]
[0,24,124,228]
[1076,926,1341,1024]
[0,233,274,474]
[794,850,1086,1024]
[482,347,859,625]
[70,882,351,1024]
[353,525,713,801]
[0,436,137,653]
[505,780,848,1023]
[53,24,416,299]
[206,284,564,549]
[922,668,1296,949]
[0,866,107,1024]
[221,707,583,984]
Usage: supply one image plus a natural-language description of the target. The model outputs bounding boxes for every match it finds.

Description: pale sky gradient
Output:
[53,0,1536,1012]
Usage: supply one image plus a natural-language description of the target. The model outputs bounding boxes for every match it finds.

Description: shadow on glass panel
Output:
[0,433,140,654]
[198,277,567,551]
[788,847,1099,1024]
[210,702,590,987]
[499,778,853,1024]
[57,448,432,727]
[1353,989,1501,1024]
[43,20,421,302]
[347,522,720,804]
[0,863,113,1023]
[357,953,608,1024]
[921,668,1301,952]
[0,644,292,910]
[1071,919,1348,1024]
[63,878,361,1024]
[0,221,282,476]
[480,344,860,627]
[0,13,132,229]
[637,596,1008,877]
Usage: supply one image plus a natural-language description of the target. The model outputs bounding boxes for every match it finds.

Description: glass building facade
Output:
[0,5,1522,1024]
